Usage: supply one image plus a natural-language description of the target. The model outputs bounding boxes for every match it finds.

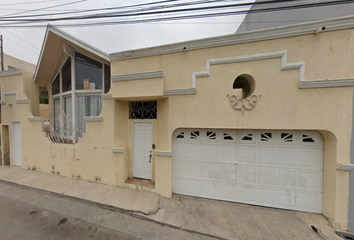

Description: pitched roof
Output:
[34,24,109,87]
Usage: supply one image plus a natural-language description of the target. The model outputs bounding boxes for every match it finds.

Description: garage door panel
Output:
[257,188,277,205]
[173,177,188,193]
[298,150,323,170]
[220,165,237,181]
[258,148,276,165]
[203,163,220,180]
[220,184,238,200]
[203,182,219,197]
[238,185,257,202]
[277,190,297,208]
[258,168,277,186]
[173,144,186,159]
[187,162,202,178]
[238,147,257,164]
[173,129,323,213]
[188,180,203,195]
[204,145,219,161]
[186,145,203,160]
[239,166,257,184]
[276,149,298,167]
[297,192,322,212]
[220,146,236,162]
[278,170,297,187]
[173,161,187,176]
[299,171,322,191]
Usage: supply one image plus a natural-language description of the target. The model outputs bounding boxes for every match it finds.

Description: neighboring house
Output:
[1,16,354,233]
[236,0,354,33]
[0,53,36,73]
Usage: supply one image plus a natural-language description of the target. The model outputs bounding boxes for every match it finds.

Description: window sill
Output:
[84,116,103,122]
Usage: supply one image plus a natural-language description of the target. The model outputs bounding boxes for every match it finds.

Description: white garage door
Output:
[172,129,323,213]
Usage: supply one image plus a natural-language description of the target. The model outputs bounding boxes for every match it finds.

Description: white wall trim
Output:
[155,150,172,157]
[102,94,112,99]
[163,50,354,96]
[113,148,124,153]
[63,42,74,57]
[2,91,19,103]
[27,117,42,122]
[112,70,163,82]
[337,164,354,172]
[164,50,305,96]
[110,15,354,61]
[164,88,197,96]
[0,69,22,78]
[299,78,354,89]
[84,116,103,122]
[15,99,29,104]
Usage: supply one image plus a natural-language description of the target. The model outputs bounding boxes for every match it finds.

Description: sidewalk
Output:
[0,166,343,240]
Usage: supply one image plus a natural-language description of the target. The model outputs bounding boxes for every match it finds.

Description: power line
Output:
[0,0,308,23]
[0,0,88,52]
[0,0,240,19]
[1,28,40,50]
[2,35,39,54]
[1,0,61,6]
[0,0,291,20]
[0,0,352,28]
[1,0,88,18]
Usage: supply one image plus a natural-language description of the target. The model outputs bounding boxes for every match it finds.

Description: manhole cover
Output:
[336,231,354,240]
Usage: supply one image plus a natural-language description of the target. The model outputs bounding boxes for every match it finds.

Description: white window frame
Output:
[49,47,106,143]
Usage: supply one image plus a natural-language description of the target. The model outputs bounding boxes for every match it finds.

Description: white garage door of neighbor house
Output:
[172,129,323,213]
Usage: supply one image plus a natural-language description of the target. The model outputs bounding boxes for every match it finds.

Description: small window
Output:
[75,52,103,90]
[191,131,199,140]
[62,58,71,92]
[281,133,293,142]
[233,74,255,99]
[223,133,234,140]
[176,132,184,139]
[302,134,315,143]
[104,64,111,94]
[207,131,216,140]
[242,133,253,141]
[261,132,272,142]
[129,101,157,119]
[52,74,60,95]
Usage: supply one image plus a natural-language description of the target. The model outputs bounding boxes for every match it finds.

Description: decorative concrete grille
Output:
[129,101,157,119]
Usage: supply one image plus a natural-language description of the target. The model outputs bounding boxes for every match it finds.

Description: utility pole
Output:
[0,35,3,71]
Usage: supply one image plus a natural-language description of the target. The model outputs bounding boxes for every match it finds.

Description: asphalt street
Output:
[0,193,137,240]
[0,182,217,240]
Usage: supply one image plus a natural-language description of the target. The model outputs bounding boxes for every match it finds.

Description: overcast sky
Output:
[0,0,253,64]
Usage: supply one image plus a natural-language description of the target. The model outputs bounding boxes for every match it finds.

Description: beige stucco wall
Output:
[1,28,353,231]
[1,53,35,74]
[108,29,354,230]
[39,104,49,119]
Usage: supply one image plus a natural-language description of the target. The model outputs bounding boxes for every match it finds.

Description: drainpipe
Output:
[0,35,4,71]
[349,88,354,233]
[350,172,354,233]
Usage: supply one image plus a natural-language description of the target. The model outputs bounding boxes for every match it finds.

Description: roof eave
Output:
[34,24,110,82]
[109,15,354,61]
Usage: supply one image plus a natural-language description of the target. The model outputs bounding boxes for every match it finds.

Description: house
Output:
[1,16,354,233]
[0,53,36,73]
[236,0,354,33]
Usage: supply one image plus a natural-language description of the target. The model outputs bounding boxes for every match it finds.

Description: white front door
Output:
[12,122,22,167]
[133,122,153,179]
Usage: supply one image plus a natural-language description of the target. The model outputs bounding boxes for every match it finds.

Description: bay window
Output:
[50,50,110,143]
